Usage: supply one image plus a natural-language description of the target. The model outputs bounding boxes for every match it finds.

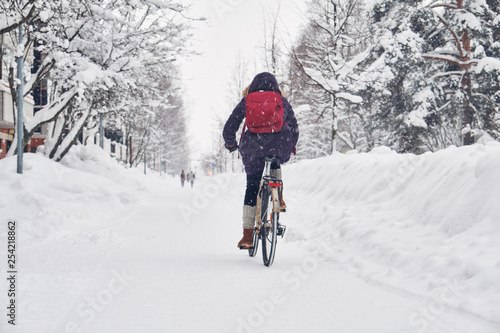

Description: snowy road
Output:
[8,176,497,333]
[2,146,500,333]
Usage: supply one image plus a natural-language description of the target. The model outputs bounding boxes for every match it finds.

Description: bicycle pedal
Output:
[239,246,253,250]
[277,225,287,237]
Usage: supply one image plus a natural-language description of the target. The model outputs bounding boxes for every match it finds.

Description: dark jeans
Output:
[244,163,280,206]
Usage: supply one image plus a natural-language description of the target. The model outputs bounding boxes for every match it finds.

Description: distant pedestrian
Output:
[189,171,195,188]
[180,170,186,187]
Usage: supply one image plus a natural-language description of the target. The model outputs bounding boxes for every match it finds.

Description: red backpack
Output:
[244,91,284,133]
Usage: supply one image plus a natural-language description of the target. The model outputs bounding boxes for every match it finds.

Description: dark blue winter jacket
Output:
[223,72,299,175]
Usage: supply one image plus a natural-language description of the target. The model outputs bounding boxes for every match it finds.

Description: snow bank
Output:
[0,145,171,246]
[2,141,499,327]
[285,142,500,322]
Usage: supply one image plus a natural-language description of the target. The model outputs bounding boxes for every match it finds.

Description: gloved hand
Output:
[225,143,238,153]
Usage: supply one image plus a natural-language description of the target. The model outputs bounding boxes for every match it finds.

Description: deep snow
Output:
[0,143,499,332]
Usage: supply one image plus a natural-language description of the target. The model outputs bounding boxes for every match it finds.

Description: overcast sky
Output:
[180,0,308,159]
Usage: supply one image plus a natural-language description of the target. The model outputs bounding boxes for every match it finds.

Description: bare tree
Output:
[3,0,193,162]
[422,1,477,145]
[289,0,369,154]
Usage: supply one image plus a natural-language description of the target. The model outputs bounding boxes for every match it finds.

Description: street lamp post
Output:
[16,0,24,174]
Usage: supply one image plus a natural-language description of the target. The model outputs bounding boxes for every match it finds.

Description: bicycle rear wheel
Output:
[260,188,278,267]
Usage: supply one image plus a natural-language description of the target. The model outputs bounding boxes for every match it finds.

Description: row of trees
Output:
[210,0,499,169]
[1,0,191,170]
[290,0,500,156]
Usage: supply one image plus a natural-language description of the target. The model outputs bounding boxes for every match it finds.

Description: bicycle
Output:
[247,156,287,267]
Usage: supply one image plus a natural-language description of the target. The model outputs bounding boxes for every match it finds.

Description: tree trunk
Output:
[48,113,69,159]
[461,29,474,145]
[462,72,474,145]
[331,95,337,154]
[128,136,133,168]
[54,110,91,162]
[424,1,476,146]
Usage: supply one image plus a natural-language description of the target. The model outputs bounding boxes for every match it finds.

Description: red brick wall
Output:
[0,129,46,159]
[0,129,9,159]
[30,138,45,153]
[0,138,6,159]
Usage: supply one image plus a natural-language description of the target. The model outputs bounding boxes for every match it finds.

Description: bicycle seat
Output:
[261,156,281,165]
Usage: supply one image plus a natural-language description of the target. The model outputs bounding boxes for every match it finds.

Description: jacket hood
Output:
[247,72,281,95]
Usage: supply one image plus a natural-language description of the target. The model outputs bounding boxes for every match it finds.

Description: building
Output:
[0,33,47,159]
[0,80,39,159]
[1,34,126,163]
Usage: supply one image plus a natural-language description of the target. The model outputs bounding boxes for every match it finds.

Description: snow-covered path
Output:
[10,178,497,333]
[2,144,500,332]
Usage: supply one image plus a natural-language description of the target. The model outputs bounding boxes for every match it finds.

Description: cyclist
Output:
[223,72,299,249]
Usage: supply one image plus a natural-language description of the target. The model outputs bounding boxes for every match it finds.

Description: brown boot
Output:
[238,228,254,249]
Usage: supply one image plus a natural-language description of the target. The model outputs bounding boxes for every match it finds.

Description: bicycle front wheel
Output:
[260,188,278,267]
